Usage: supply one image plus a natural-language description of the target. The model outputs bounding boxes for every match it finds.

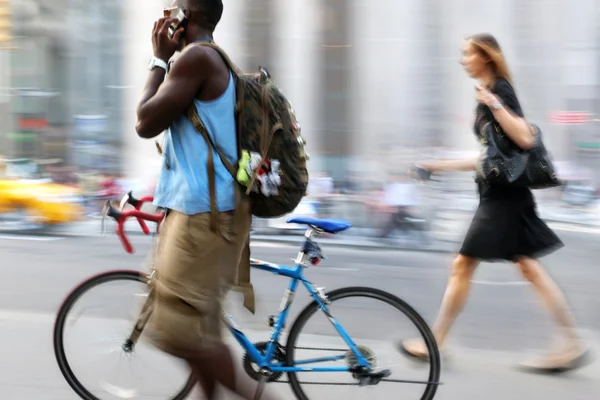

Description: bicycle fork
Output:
[123,273,156,353]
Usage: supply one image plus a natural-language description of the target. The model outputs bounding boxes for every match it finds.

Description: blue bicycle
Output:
[53,193,441,400]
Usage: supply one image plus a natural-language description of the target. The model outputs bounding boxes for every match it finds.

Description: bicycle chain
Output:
[258,346,410,386]
[246,344,437,386]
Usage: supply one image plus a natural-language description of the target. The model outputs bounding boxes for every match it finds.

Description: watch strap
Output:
[149,57,168,71]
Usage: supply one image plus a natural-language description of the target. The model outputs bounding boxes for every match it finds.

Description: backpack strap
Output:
[193,42,242,77]
[186,105,239,228]
[188,105,237,176]
[186,106,219,232]
[187,104,256,314]
[196,43,246,147]
[184,45,256,314]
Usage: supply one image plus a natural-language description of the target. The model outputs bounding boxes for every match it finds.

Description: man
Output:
[135,1,281,399]
[378,173,420,238]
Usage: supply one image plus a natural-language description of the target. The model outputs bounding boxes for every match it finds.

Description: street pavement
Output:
[1,231,599,399]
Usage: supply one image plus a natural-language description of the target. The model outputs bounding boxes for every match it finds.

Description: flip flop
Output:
[517,347,594,375]
[396,340,430,362]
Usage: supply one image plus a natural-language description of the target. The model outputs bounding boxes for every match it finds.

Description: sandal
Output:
[396,340,430,362]
[517,346,593,374]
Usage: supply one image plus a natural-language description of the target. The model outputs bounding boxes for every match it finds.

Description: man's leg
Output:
[379,208,400,238]
[187,363,216,399]
[186,344,279,400]
[147,211,282,399]
[210,206,284,399]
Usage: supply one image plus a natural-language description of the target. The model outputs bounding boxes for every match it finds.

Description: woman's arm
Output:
[477,83,534,149]
[489,103,534,149]
[418,157,479,173]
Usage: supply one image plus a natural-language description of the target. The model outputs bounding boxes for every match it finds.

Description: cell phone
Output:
[168,8,188,39]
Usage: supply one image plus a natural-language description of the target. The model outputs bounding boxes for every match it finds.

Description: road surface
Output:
[0,229,598,399]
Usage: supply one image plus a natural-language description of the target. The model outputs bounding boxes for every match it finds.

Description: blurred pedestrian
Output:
[399,33,590,373]
[378,173,420,238]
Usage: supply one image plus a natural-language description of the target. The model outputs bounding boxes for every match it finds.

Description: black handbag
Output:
[478,121,561,189]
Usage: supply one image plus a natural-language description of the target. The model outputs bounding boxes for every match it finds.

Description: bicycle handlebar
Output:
[102,192,164,254]
[120,191,154,235]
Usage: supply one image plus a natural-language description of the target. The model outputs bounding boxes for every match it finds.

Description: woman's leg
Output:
[401,254,480,357]
[515,257,588,368]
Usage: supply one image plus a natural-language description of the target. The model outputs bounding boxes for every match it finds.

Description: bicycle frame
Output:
[222,230,371,373]
[105,194,370,373]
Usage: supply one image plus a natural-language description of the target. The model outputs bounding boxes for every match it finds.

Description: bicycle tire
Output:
[53,270,195,400]
[285,286,441,400]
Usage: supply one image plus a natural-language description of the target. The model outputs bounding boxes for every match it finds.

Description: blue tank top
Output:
[153,72,237,215]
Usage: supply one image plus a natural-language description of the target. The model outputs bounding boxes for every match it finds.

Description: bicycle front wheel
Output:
[53,270,195,400]
[285,287,441,400]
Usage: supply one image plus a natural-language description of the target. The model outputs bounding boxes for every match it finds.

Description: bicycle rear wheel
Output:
[53,270,195,400]
[285,287,441,400]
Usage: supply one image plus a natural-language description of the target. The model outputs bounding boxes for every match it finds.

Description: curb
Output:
[41,224,458,253]
[249,233,457,253]
[542,216,599,227]
[20,211,598,253]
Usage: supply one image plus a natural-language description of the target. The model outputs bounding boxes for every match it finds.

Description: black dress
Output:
[459,79,564,262]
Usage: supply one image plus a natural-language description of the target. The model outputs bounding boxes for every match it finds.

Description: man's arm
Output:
[135,45,210,139]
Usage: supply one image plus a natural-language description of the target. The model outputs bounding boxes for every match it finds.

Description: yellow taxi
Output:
[0,158,85,229]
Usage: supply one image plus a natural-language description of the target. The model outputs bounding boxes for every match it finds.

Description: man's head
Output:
[173,0,223,32]
[169,0,223,47]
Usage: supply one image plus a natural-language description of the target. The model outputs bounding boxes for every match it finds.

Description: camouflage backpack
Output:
[187,42,309,218]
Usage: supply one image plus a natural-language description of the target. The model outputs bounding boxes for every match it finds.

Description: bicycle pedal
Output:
[358,369,392,386]
[379,369,392,378]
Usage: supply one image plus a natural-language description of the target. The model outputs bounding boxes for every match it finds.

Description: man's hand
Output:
[152,17,184,62]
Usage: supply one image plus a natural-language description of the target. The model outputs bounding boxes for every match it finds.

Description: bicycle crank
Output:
[242,341,287,383]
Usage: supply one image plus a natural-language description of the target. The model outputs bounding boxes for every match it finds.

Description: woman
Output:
[400,33,590,372]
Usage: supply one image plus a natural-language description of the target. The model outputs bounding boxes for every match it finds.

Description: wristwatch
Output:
[148,57,168,72]
[491,100,503,110]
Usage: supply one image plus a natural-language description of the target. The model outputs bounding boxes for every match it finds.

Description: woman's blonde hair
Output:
[467,33,512,84]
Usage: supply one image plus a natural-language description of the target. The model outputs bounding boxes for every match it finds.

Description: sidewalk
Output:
[0,309,598,400]
[46,215,599,253]
[23,199,600,252]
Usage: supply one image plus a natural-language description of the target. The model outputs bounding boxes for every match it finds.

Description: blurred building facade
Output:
[1,0,125,172]
[122,0,600,185]
[2,1,600,185]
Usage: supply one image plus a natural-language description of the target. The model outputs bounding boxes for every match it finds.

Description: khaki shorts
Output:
[144,207,250,358]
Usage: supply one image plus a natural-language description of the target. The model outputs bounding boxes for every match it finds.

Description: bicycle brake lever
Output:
[119,192,130,212]
[100,201,110,237]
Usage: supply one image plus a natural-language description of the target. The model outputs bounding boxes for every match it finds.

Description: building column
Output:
[0,49,11,157]
[271,0,320,175]
[240,0,274,71]
[353,0,425,174]
[122,0,165,184]
[512,0,568,162]
[316,0,352,181]
[561,0,600,183]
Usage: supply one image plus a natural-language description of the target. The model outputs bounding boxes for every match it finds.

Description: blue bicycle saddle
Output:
[287,217,352,234]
